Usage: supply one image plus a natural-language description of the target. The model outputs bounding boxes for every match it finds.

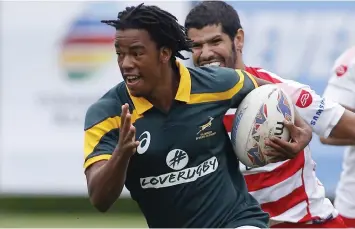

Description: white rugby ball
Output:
[230,84,295,168]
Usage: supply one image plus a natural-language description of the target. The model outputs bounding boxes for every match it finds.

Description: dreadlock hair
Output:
[102,3,192,65]
[185,1,242,41]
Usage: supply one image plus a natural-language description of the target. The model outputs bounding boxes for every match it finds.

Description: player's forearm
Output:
[319,136,355,146]
[87,153,130,212]
[328,109,355,140]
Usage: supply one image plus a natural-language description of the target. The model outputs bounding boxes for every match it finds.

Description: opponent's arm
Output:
[273,78,355,143]
[320,137,355,146]
[320,101,355,145]
[251,69,348,139]
[84,103,138,212]
[319,55,355,145]
[226,69,312,160]
[254,69,355,143]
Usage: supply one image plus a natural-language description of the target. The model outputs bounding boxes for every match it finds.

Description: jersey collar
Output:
[127,61,191,115]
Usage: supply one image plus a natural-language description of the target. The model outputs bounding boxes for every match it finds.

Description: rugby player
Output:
[185,1,355,228]
[321,46,355,227]
[83,3,313,228]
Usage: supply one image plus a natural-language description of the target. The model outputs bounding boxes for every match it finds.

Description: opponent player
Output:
[83,3,313,228]
[320,46,355,227]
[185,1,355,227]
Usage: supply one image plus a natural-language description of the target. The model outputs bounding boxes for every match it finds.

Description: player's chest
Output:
[129,103,227,173]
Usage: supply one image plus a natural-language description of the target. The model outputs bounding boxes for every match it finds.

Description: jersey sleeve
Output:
[253,68,345,138]
[228,69,258,108]
[198,67,258,108]
[323,52,355,109]
[83,100,120,169]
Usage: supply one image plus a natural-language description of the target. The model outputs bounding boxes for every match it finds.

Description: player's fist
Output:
[114,103,140,158]
[264,110,312,162]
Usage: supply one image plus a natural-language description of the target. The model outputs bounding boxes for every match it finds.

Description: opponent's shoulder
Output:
[84,82,130,130]
[245,66,285,83]
[188,66,247,93]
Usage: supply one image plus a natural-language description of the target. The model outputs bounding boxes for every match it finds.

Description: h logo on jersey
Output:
[296,90,313,108]
[300,93,310,106]
[166,149,189,170]
[335,64,348,77]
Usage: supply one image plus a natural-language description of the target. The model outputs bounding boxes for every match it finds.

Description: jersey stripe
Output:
[84,109,142,168]
[244,151,304,192]
[250,169,303,204]
[84,116,121,157]
[84,154,111,169]
[271,201,309,223]
[244,71,259,88]
[223,114,234,132]
[261,185,307,217]
[189,69,245,104]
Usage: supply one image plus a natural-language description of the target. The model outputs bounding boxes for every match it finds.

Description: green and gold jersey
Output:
[83,62,269,228]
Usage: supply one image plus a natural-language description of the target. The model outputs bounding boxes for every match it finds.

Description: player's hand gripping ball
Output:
[231,84,295,168]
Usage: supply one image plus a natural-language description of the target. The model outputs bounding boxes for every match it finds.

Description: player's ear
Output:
[234,28,244,52]
[159,47,172,64]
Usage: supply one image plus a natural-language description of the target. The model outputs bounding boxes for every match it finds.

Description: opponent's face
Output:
[187,24,237,68]
[115,29,163,97]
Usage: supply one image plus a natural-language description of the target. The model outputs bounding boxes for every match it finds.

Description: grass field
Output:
[0,197,147,228]
[0,212,147,228]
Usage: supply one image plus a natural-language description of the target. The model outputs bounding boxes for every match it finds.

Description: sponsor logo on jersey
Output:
[140,156,218,189]
[296,90,313,108]
[310,98,325,126]
[335,64,348,77]
[136,131,151,155]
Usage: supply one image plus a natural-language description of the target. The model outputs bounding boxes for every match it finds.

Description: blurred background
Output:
[1,0,354,227]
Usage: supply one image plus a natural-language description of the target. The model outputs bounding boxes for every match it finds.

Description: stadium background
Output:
[1,1,355,227]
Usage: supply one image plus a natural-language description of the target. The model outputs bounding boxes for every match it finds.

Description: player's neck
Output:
[235,56,245,70]
[147,65,179,113]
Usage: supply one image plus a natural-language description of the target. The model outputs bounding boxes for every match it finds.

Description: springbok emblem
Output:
[197,116,214,135]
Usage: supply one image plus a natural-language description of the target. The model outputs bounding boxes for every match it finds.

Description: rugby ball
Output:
[230,84,295,168]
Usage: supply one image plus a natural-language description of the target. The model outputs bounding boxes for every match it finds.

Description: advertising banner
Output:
[0,1,191,196]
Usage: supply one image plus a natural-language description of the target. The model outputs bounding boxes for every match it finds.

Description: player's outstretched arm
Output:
[320,106,355,146]
[249,68,350,139]
[265,78,355,145]
[319,55,355,145]
[84,103,139,212]
[320,137,355,146]
[246,67,355,146]
[273,80,355,144]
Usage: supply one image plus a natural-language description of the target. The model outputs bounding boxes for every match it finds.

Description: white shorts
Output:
[335,146,355,218]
